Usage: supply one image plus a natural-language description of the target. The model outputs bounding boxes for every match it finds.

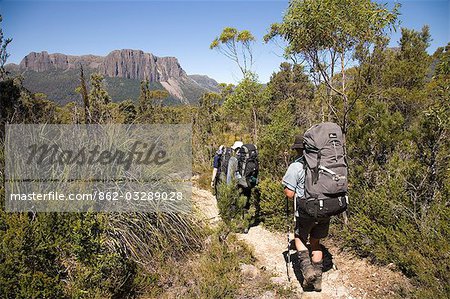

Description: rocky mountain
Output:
[189,75,222,91]
[8,49,219,105]
[100,50,185,82]
[19,52,103,71]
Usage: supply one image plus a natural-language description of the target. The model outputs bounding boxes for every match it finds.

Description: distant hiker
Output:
[225,141,260,233]
[227,141,259,189]
[211,145,224,189]
[237,143,259,190]
[283,124,348,291]
[211,145,233,196]
[226,141,244,185]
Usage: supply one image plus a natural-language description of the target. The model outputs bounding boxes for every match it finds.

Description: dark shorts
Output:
[294,215,330,243]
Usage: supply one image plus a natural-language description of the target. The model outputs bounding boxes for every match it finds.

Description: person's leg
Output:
[309,237,323,263]
[310,237,324,292]
[240,187,252,233]
[295,217,315,287]
[309,218,330,292]
[294,236,308,252]
[294,216,311,251]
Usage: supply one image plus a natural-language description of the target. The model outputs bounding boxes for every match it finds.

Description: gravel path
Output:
[192,186,412,298]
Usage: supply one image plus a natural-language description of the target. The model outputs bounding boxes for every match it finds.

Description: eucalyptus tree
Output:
[210,27,256,77]
[210,27,264,142]
[265,0,400,134]
[88,73,111,124]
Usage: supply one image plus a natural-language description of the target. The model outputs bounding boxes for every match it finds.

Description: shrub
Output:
[216,182,257,232]
[258,178,290,231]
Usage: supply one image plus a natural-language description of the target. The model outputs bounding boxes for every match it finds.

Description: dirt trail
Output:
[192,186,412,298]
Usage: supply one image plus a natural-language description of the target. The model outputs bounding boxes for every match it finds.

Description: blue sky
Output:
[1,0,449,84]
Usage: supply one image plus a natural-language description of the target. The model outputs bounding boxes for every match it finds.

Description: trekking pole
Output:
[293,193,297,224]
[283,150,294,282]
[285,195,291,282]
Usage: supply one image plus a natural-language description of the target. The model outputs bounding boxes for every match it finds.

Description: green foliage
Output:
[223,73,266,142]
[258,101,298,178]
[0,212,66,298]
[103,76,161,104]
[258,178,290,231]
[382,26,432,89]
[267,0,399,56]
[88,73,111,123]
[433,43,450,76]
[0,208,205,298]
[339,31,450,296]
[266,0,400,133]
[216,183,256,232]
[0,78,59,129]
[193,92,224,169]
[116,99,137,123]
[23,69,87,105]
[181,232,253,297]
[264,63,313,114]
[210,27,256,76]
[138,80,169,114]
[0,209,137,298]
[136,79,178,123]
[257,63,314,178]
[0,15,12,80]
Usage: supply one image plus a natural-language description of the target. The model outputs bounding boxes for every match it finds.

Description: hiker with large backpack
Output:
[282,123,348,292]
[225,141,243,185]
[225,140,259,232]
[226,141,259,190]
[211,145,233,194]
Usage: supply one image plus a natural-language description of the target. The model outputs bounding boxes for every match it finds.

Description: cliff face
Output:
[19,52,67,72]
[19,49,186,82]
[19,51,103,71]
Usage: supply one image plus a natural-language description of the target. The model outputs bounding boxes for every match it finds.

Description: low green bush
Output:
[258,178,291,231]
[216,182,257,232]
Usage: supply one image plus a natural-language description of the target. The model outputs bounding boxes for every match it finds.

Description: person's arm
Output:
[284,187,295,199]
[282,163,298,200]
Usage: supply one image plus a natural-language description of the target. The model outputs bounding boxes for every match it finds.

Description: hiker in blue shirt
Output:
[282,134,329,291]
[211,145,224,190]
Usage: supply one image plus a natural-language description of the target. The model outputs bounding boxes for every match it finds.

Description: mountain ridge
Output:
[6,49,219,105]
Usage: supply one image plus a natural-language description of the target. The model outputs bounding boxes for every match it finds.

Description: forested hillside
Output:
[1,0,449,297]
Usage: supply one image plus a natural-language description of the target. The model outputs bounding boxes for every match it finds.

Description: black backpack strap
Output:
[237,147,245,176]
[312,150,321,184]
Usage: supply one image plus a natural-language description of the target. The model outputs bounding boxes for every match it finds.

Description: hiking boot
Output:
[312,260,323,292]
[298,250,315,288]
